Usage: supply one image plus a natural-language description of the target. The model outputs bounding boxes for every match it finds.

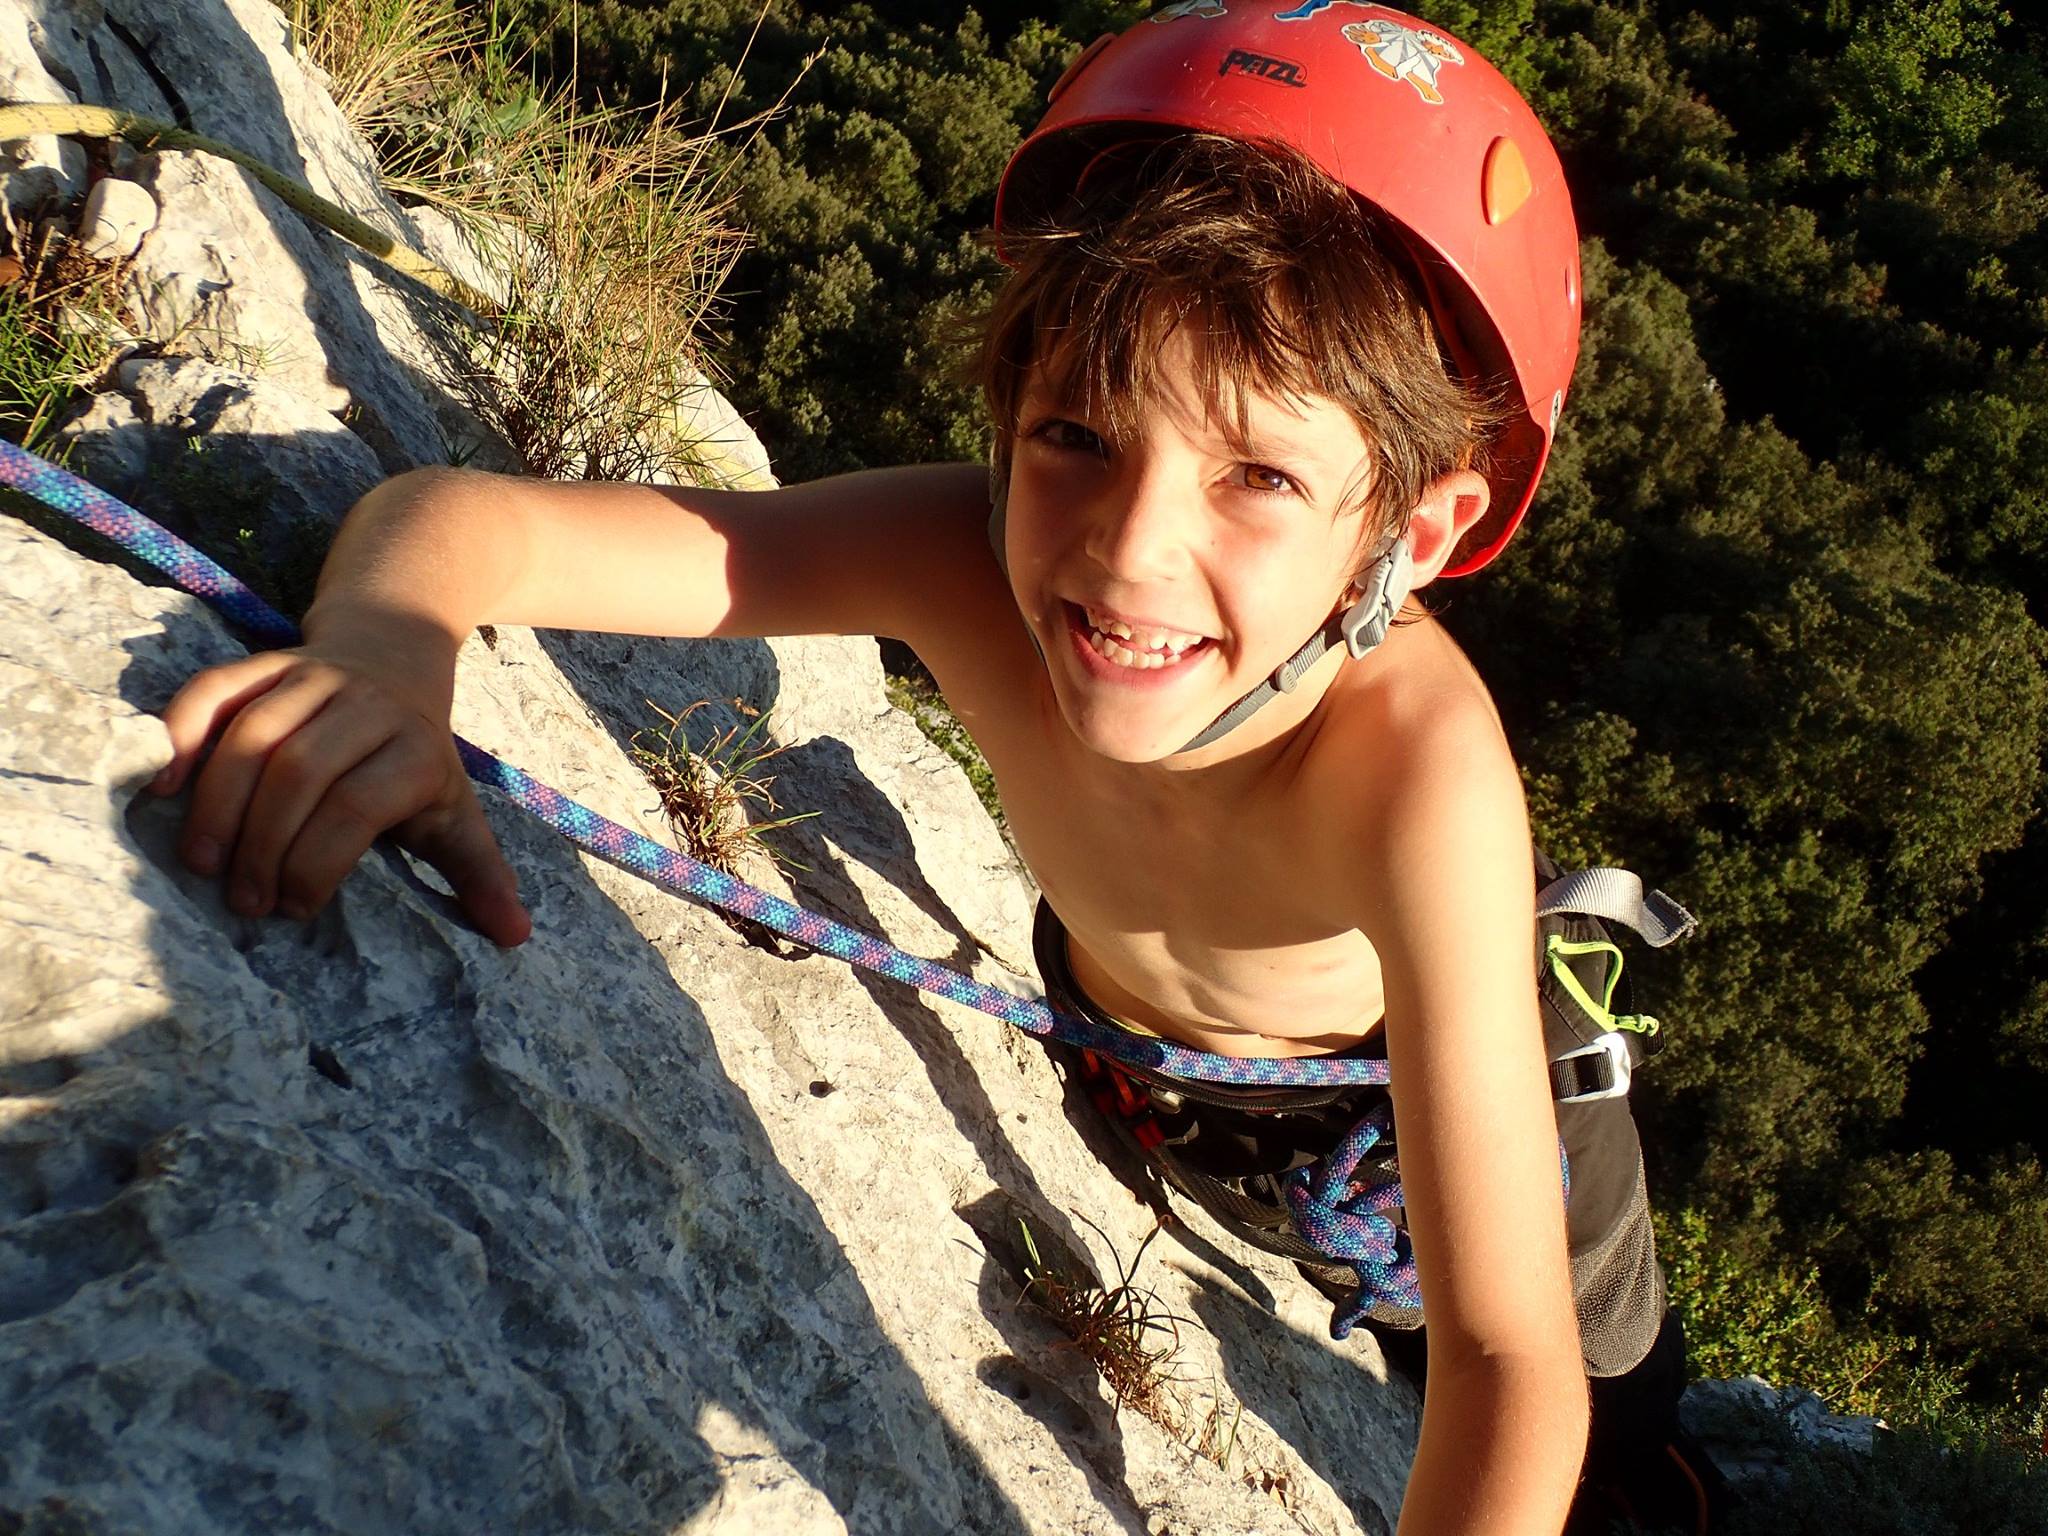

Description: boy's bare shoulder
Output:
[1303,614,1527,903]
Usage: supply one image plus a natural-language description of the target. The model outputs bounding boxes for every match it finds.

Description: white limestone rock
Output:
[73,172,156,259]
[0,128,84,215]
[652,369,778,491]
[0,498,1418,1536]
[407,204,523,312]
[60,354,385,535]
[0,12,85,213]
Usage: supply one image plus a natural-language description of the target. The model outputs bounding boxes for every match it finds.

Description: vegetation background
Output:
[486,0,2048,1467]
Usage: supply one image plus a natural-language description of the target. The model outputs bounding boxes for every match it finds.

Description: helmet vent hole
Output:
[1482,137,1533,226]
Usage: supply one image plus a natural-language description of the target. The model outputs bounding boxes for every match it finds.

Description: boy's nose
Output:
[1083,467,1199,581]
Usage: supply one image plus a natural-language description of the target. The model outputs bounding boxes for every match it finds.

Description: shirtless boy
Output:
[152,8,1712,1533]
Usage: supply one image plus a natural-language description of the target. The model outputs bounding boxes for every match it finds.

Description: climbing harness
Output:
[1040,859,1688,1339]
[0,436,1689,1336]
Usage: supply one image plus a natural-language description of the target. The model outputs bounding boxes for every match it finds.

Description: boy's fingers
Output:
[233,704,407,917]
[274,747,530,948]
[269,731,452,920]
[399,788,531,948]
[153,651,298,797]
[180,670,344,883]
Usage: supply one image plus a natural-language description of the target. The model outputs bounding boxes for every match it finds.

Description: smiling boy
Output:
[152,7,1713,1533]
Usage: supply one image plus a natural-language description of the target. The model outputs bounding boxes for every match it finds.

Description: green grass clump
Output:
[0,213,136,455]
[630,700,817,878]
[0,288,104,456]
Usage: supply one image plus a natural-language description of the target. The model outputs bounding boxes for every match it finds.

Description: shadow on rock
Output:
[0,591,1039,1535]
[952,1188,1153,1536]
[1185,1276,1416,1536]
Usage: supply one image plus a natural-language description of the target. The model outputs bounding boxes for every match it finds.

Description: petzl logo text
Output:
[1220,48,1308,86]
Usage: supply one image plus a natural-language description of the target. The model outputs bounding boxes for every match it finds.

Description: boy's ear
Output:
[1403,470,1491,584]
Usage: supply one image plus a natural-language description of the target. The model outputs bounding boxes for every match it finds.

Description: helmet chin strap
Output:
[1174,536,1414,754]
[987,460,1415,757]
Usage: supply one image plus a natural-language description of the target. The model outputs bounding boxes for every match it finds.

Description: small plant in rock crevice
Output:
[154,436,332,620]
[1014,1214,1308,1509]
[0,204,136,456]
[629,699,817,878]
[1018,1214,1189,1429]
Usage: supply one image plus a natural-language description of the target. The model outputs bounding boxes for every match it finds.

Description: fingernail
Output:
[187,837,222,875]
[279,899,309,922]
[230,878,262,916]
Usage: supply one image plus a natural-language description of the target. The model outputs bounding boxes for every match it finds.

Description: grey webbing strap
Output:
[1177,621,1343,752]
[1177,537,1415,754]
[1535,868,1697,948]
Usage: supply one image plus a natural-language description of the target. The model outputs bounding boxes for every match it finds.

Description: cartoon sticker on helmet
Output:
[1152,0,1228,20]
[1273,0,1348,19]
[1342,17,1463,103]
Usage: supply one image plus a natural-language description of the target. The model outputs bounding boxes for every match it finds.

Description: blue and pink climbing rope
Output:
[0,433,1447,1334]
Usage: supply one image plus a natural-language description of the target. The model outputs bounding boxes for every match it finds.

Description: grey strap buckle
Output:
[1337,537,1416,660]
[1553,1032,1633,1104]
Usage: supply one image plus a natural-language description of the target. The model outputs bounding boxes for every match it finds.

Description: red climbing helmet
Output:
[995,1,1581,575]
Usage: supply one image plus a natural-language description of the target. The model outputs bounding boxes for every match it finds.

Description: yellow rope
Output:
[0,101,499,316]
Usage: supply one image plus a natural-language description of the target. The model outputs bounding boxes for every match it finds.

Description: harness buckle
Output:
[1553,1031,1633,1104]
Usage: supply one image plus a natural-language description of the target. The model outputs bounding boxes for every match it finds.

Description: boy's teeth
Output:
[1080,605,1205,670]
[1083,606,1202,655]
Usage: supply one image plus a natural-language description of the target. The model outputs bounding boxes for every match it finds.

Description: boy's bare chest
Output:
[996,758,1387,1055]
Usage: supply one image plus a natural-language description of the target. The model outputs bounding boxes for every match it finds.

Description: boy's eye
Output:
[1238,464,1298,496]
[1035,418,1107,456]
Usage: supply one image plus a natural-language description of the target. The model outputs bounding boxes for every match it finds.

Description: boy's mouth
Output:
[1074,603,1210,671]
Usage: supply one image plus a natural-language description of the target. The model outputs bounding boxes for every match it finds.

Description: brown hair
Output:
[975,133,1507,551]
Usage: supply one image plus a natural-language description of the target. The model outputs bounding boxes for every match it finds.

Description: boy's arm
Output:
[302,461,999,649]
[1351,714,1587,1535]
[155,463,999,937]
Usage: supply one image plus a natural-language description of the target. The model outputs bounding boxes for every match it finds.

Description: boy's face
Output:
[1004,328,1377,764]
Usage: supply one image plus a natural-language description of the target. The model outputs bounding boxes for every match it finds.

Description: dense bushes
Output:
[1464,1,2048,1427]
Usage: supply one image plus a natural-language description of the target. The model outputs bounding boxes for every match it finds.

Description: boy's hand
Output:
[150,634,531,948]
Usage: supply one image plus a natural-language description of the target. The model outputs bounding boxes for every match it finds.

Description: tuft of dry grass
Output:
[429,93,749,484]
[0,206,138,454]
[285,0,795,488]
[1019,1215,1189,1426]
[1015,1213,1314,1512]
[285,0,478,144]
[630,700,817,878]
